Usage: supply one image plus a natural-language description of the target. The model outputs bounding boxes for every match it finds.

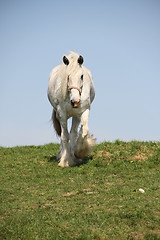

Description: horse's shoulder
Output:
[82,67,95,102]
[83,66,92,80]
[50,64,62,76]
[49,64,65,83]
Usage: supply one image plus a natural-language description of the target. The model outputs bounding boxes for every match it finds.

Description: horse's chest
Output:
[66,103,82,117]
[57,97,90,118]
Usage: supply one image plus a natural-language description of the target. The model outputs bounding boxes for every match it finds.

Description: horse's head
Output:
[63,54,84,108]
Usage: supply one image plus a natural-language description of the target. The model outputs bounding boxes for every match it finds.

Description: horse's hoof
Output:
[58,159,77,168]
[58,161,69,168]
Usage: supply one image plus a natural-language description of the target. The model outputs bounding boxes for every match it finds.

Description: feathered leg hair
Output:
[74,134,96,159]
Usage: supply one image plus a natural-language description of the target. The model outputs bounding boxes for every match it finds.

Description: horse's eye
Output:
[81,75,83,80]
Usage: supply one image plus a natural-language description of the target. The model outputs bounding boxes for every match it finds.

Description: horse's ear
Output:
[78,55,84,65]
[63,56,69,65]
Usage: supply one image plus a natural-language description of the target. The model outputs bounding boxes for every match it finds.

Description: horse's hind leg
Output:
[56,143,62,160]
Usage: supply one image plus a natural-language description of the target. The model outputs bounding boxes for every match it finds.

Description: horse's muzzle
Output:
[71,99,80,108]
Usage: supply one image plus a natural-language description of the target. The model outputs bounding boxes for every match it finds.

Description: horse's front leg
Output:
[70,117,80,155]
[80,109,90,138]
[75,109,96,159]
[58,119,76,167]
[70,117,83,164]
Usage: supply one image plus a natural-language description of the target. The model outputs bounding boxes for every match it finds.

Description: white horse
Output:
[48,52,95,167]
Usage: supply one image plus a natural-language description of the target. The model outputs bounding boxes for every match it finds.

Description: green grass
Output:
[0,141,160,240]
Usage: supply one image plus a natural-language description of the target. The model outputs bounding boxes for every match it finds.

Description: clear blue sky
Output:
[0,0,160,146]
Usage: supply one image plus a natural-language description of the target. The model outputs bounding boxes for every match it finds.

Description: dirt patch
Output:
[134,152,147,161]
[97,151,112,157]
[63,191,78,197]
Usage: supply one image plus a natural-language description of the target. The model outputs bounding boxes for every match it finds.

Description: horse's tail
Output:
[52,109,61,136]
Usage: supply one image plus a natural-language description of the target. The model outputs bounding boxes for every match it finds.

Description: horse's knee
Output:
[70,128,77,135]
[82,125,89,138]
[61,131,69,143]
[79,124,88,138]
[80,109,89,138]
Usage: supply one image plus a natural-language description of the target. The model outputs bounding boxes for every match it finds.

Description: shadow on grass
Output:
[82,155,93,165]
[45,155,58,163]
[45,154,93,166]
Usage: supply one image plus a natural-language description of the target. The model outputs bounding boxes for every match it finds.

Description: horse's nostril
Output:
[71,100,75,107]
[71,99,80,108]
[71,100,74,107]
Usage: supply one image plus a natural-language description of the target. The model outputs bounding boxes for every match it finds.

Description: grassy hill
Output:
[0,141,160,240]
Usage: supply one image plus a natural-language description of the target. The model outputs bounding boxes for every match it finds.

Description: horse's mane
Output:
[60,52,82,99]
